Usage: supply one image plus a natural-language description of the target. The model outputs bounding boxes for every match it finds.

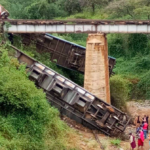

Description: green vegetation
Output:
[0,0,149,148]
[110,138,121,147]
[0,0,150,143]
[0,43,78,150]
[12,35,84,86]
[2,0,149,102]
[110,75,130,109]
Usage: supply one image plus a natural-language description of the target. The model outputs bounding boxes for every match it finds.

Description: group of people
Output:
[129,115,149,150]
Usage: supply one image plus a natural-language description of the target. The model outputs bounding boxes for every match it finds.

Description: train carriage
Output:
[20,33,116,75]
[12,45,130,136]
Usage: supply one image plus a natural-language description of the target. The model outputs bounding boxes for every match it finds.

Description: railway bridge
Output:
[1,19,150,34]
[1,19,149,104]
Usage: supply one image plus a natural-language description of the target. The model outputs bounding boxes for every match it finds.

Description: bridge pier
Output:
[84,34,110,104]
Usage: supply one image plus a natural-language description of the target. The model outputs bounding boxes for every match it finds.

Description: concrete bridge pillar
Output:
[84,34,110,104]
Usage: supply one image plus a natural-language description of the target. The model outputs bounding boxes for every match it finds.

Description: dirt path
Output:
[143,139,149,150]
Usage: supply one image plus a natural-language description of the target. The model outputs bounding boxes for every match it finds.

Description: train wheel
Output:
[113,116,119,120]
[106,125,112,130]
[122,115,127,123]
[97,104,104,110]
[90,114,97,119]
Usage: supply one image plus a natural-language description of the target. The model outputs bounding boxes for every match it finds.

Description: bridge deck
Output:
[1,19,150,33]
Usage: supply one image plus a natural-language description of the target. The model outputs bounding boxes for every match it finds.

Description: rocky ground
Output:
[62,100,150,150]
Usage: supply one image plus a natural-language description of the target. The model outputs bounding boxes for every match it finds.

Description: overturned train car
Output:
[21,34,116,75]
[11,45,130,136]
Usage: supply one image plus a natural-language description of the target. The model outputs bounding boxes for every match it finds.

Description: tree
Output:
[85,0,110,14]
[106,0,150,19]
[106,0,136,18]
[134,6,150,19]
[62,0,83,14]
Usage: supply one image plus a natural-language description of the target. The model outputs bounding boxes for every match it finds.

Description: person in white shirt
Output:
[129,132,136,150]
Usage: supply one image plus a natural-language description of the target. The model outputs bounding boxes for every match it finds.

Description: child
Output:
[129,132,136,150]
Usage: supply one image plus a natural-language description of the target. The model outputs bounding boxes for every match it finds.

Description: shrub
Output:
[110,75,131,110]
[137,70,150,99]
[0,45,77,150]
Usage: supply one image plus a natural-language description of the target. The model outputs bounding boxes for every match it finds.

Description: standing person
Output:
[136,125,142,135]
[142,115,147,124]
[146,115,149,133]
[129,132,136,150]
[138,129,144,150]
[134,115,142,131]
[146,115,149,124]
[142,120,148,139]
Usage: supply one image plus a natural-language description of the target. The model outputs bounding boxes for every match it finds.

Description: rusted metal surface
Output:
[2,19,150,33]
[20,33,116,75]
[9,44,130,136]
[0,5,9,19]
[2,19,150,25]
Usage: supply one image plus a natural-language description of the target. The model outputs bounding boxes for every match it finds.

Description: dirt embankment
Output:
[127,101,150,119]
[62,116,130,150]
[63,101,150,150]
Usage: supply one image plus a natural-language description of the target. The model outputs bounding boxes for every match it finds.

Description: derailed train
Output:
[11,45,130,136]
[21,33,116,75]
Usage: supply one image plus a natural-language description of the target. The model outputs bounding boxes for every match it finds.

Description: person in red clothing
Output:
[138,129,144,150]
[129,132,136,150]
[142,120,148,139]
